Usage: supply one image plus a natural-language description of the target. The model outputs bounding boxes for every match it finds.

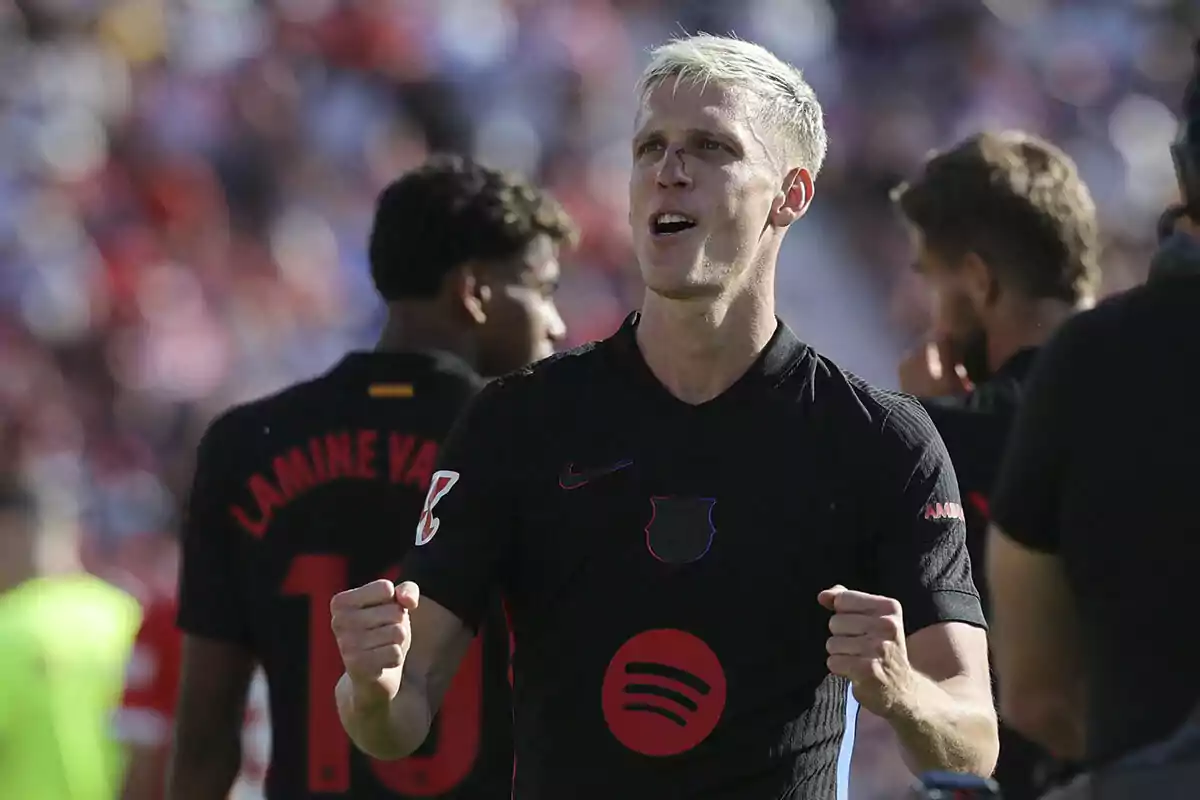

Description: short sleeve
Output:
[176,417,253,646]
[402,381,519,631]
[871,401,987,634]
[991,314,1094,554]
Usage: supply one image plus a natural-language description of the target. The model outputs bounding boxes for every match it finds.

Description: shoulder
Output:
[463,340,607,417]
[803,353,941,454]
[196,375,327,455]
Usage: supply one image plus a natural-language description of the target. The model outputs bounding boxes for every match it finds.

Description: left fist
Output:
[818,585,915,717]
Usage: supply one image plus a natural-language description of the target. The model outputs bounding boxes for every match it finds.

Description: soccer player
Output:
[116,588,271,800]
[885,131,1099,798]
[170,155,577,800]
[332,35,998,800]
[0,477,142,800]
[986,214,1200,768]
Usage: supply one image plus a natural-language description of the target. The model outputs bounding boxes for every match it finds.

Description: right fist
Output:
[331,579,420,697]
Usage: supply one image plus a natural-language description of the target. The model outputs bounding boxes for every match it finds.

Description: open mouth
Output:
[650,212,698,237]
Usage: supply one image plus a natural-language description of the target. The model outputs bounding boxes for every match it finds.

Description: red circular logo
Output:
[601,628,727,757]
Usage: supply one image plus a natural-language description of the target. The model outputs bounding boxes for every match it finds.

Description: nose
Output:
[655,147,691,189]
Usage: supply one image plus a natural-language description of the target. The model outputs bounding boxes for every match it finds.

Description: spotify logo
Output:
[601,628,727,757]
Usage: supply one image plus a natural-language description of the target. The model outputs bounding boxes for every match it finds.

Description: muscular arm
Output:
[884,621,998,776]
[121,745,167,800]
[986,526,1085,759]
[166,637,255,800]
[859,400,998,777]
[336,596,474,760]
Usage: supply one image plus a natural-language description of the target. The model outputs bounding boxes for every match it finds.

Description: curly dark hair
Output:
[369,154,579,300]
[892,131,1100,303]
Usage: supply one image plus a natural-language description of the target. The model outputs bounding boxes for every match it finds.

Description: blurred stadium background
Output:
[0,0,1196,797]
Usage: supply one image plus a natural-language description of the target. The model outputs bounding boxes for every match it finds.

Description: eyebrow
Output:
[633,127,744,155]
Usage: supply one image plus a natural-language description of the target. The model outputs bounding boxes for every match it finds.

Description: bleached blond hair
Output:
[637,34,828,176]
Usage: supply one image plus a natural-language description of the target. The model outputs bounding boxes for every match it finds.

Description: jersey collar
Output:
[606,311,810,411]
[331,350,480,384]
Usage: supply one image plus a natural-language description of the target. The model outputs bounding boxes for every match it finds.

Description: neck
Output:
[987,297,1086,371]
[376,303,476,366]
[0,539,80,596]
[636,282,777,405]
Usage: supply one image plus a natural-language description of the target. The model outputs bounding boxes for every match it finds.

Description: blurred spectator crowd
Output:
[0,0,1196,662]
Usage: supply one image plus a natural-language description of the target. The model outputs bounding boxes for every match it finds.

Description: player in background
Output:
[0,476,142,800]
[877,131,1099,799]
[169,155,577,800]
[116,586,271,800]
[333,35,997,800]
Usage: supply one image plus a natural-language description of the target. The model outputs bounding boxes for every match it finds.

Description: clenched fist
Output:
[818,585,915,718]
[331,579,421,702]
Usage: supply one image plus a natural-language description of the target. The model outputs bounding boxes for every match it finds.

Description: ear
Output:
[960,251,999,308]
[770,167,814,228]
[447,265,492,325]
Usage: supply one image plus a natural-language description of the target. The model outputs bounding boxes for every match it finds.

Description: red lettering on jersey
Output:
[388,433,416,483]
[274,447,316,501]
[405,439,438,492]
[231,474,285,537]
[924,501,965,521]
[966,491,990,520]
[227,430,436,538]
[356,429,378,480]
[324,432,354,479]
[308,437,328,482]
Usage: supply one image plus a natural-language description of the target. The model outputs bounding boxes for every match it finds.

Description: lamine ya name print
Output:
[228,429,439,537]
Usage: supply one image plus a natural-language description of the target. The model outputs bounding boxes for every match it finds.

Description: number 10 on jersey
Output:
[282,554,482,795]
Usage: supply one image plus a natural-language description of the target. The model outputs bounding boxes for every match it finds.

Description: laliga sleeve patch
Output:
[416,470,460,546]
[602,628,727,757]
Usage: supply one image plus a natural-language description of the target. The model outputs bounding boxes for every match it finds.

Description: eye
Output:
[698,138,724,151]
[635,140,664,157]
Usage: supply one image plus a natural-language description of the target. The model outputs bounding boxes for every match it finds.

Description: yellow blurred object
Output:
[0,575,142,800]
[368,383,415,398]
[98,0,166,65]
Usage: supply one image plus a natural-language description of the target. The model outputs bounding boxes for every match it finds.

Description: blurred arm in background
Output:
[115,594,183,800]
[167,421,256,800]
[167,637,255,800]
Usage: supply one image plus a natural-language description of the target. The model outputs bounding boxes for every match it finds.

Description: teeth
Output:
[656,213,693,225]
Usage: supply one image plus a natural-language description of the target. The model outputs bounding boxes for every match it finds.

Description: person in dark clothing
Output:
[169,155,577,800]
[987,214,1200,774]
[331,34,998,800]
[886,130,1101,800]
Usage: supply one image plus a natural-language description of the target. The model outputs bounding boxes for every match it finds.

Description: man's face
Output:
[912,235,991,377]
[628,79,791,299]
[476,234,566,376]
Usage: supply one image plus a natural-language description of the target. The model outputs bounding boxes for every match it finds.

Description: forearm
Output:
[120,746,166,800]
[335,673,433,761]
[884,672,999,777]
[1001,680,1087,760]
[165,733,241,800]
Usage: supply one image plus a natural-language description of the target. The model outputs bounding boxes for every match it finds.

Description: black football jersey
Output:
[404,313,986,800]
[993,275,1200,766]
[921,348,1037,613]
[178,351,513,799]
[921,349,1064,800]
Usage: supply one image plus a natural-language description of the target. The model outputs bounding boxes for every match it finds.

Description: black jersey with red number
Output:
[178,352,513,800]
[403,313,986,800]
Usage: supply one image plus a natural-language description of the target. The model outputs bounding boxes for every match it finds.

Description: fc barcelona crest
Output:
[645,496,717,564]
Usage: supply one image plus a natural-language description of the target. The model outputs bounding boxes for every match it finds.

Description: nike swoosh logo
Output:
[559,459,633,490]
